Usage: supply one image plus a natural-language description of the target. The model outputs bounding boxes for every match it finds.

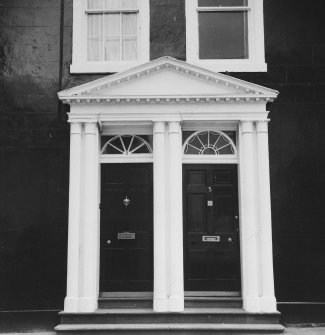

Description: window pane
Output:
[105,39,120,60]
[123,38,137,60]
[88,14,103,36]
[198,0,247,6]
[121,0,138,9]
[104,14,121,37]
[198,11,248,59]
[103,0,121,9]
[88,0,104,9]
[88,38,103,61]
[122,13,137,36]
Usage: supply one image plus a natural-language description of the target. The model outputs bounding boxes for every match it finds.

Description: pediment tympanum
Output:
[58,57,278,105]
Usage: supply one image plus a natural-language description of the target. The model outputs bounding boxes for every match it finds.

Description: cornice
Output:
[61,94,274,105]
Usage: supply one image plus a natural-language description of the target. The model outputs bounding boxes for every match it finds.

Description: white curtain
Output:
[122,13,137,60]
[88,0,104,9]
[88,14,103,61]
[104,14,120,60]
[87,0,138,61]
[88,0,138,10]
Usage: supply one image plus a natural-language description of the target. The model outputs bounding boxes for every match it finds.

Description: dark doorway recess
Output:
[183,164,241,292]
[100,164,153,292]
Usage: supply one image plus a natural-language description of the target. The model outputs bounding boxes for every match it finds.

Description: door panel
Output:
[100,164,153,292]
[184,164,241,291]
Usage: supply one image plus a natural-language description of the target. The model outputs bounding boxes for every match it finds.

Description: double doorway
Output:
[99,163,241,295]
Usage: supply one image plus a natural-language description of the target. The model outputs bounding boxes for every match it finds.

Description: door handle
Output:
[107,240,111,245]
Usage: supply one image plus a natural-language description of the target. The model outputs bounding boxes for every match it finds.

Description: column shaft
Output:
[64,122,82,312]
[153,122,168,312]
[256,121,277,312]
[167,121,184,312]
[239,121,260,312]
[80,122,100,312]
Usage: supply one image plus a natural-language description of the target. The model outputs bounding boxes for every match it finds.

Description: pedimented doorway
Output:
[58,57,279,315]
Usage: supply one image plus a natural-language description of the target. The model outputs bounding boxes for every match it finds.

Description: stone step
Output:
[59,308,281,325]
[98,297,242,309]
[185,297,242,308]
[98,297,153,309]
[55,323,285,334]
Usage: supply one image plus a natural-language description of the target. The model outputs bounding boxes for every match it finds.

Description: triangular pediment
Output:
[59,57,278,103]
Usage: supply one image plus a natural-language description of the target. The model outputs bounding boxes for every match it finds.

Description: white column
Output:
[239,121,260,313]
[256,121,277,312]
[153,122,168,312]
[64,122,83,312]
[80,122,100,312]
[167,121,184,312]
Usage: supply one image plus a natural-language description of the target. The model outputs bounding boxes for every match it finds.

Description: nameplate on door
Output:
[118,232,135,240]
[202,236,220,242]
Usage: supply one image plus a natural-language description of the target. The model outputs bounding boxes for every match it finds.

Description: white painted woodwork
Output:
[71,0,150,73]
[239,121,260,313]
[58,58,279,314]
[153,122,168,312]
[167,121,184,312]
[64,122,83,312]
[256,121,277,313]
[185,0,267,72]
[59,57,278,104]
[80,122,100,312]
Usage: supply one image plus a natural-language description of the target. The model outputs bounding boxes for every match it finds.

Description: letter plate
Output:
[202,236,220,242]
[118,232,135,240]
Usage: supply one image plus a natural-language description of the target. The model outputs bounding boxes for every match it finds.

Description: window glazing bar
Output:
[197,6,250,12]
[86,9,139,14]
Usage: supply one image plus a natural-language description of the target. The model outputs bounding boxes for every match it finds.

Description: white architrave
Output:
[58,57,278,314]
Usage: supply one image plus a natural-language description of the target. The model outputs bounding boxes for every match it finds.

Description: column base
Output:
[153,297,169,312]
[243,296,261,313]
[168,295,184,312]
[64,297,80,312]
[260,296,277,313]
[78,297,98,312]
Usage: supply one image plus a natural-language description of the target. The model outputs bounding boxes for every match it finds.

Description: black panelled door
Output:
[100,164,153,292]
[183,164,241,291]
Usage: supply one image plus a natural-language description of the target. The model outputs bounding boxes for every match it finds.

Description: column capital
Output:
[84,122,98,135]
[153,121,166,134]
[256,120,269,134]
[70,122,82,135]
[168,121,181,134]
[240,120,254,134]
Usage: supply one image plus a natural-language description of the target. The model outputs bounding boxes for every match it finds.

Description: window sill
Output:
[188,59,267,73]
[70,60,149,74]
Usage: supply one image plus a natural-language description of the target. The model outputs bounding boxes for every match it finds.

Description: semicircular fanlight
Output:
[183,131,236,155]
[101,135,152,155]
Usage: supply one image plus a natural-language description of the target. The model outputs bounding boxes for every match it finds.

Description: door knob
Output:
[228,238,233,242]
[107,240,111,245]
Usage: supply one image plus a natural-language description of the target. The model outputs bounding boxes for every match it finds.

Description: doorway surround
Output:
[58,57,278,314]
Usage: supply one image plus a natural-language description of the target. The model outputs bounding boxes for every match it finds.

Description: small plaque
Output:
[118,232,135,240]
[202,236,220,242]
